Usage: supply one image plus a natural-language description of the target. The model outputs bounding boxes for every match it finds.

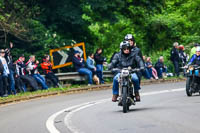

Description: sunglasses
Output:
[123,48,129,50]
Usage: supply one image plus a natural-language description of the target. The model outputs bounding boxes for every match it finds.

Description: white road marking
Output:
[46,88,185,133]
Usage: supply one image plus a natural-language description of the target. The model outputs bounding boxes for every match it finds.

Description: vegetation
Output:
[0,0,200,71]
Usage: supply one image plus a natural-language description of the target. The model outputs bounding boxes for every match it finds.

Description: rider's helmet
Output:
[196,46,200,52]
[120,41,131,50]
[124,34,135,42]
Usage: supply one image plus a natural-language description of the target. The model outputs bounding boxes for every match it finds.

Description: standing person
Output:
[72,51,93,86]
[5,42,16,94]
[41,55,61,88]
[86,53,99,85]
[179,45,187,67]
[15,54,39,92]
[0,58,4,97]
[0,49,10,97]
[26,55,48,90]
[94,48,106,84]
[155,56,167,78]
[170,42,180,77]
[146,57,159,79]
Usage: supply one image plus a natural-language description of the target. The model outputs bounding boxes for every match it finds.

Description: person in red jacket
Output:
[41,55,60,88]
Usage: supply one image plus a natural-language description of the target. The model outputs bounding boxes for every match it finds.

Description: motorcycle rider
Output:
[108,41,144,102]
[187,46,200,76]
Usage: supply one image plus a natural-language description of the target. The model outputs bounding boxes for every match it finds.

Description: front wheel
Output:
[186,77,192,97]
[122,86,128,113]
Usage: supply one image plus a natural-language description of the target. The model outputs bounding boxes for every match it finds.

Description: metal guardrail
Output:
[54,71,114,83]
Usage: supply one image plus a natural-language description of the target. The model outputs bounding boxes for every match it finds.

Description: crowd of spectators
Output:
[0,41,195,97]
[0,42,60,97]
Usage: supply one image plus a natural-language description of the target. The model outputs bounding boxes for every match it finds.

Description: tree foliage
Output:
[0,0,199,68]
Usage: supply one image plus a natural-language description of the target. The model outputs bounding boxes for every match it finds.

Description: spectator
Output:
[155,56,167,78]
[0,49,10,97]
[41,55,61,88]
[15,54,39,92]
[146,57,158,79]
[5,42,16,94]
[26,55,48,90]
[190,43,199,58]
[170,42,180,77]
[86,53,99,85]
[94,48,106,84]
[72,51,93,85]
[179,45,188,67]
[142,56,152,79]
[0,56,4,97]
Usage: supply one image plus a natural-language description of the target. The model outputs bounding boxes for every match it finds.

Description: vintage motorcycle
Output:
[117,67,140,113]
[184,65,200,96]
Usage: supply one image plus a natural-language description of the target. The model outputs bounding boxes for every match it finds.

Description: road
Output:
[0,81,200,133]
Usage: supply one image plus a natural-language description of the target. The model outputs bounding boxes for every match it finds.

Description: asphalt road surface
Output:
[0,81,200,133]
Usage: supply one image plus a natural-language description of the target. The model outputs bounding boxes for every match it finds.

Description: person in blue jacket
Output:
[72,51,93,85]
[86,53,96,75]
[187,46,200,76]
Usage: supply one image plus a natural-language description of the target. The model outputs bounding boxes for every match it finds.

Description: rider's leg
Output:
[112,73,120,102]
[131,73,141,101]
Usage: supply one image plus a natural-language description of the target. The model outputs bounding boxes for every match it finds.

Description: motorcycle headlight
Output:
[121,69,129,77]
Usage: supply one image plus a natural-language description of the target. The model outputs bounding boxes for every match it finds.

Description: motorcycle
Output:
[117,67,140,113]
[184,65,200,96]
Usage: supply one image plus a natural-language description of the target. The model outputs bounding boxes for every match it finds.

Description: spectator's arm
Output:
[86,59,95,70]
[72,57,83,66]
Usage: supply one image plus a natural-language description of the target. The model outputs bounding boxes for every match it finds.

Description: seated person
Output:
[86,53,99,84]
[72,51,93,86]
[155,56,167,78]
[187,46,200,76]
[146,57,158,79]
[15,54,39,92]
[41,55,61,88]
[26,55,48,90]
[142,56,152,79]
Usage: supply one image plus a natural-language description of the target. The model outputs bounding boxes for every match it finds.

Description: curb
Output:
[0,78,186,106]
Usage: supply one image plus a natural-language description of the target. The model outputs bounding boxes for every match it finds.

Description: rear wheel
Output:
[122,86,128,113]
[186,77,192,96]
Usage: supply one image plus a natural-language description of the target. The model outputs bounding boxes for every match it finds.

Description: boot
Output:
[112,94,118,102]
[135,92,141,102]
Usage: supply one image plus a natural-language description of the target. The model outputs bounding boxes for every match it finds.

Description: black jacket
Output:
[170,47,179,62]
[155,60,165,70]
[94,53,105,65]
[131,46,143,61]
[72,56,85,71]
[108,51,144,70]
[5,48,15,71]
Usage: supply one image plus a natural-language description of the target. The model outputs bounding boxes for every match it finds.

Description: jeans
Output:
[78,68,93,84]
[96,64,104,83]
[147,68,153,78]
[157,67,167,78]
[32,74,48,90]
[112,73,141,95]
[8,69,16,95]
[142,68,152,79]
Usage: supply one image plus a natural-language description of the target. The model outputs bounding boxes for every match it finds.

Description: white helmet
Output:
[196,46,200,52]
[120,41,130,49]
[124,34,135,41]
